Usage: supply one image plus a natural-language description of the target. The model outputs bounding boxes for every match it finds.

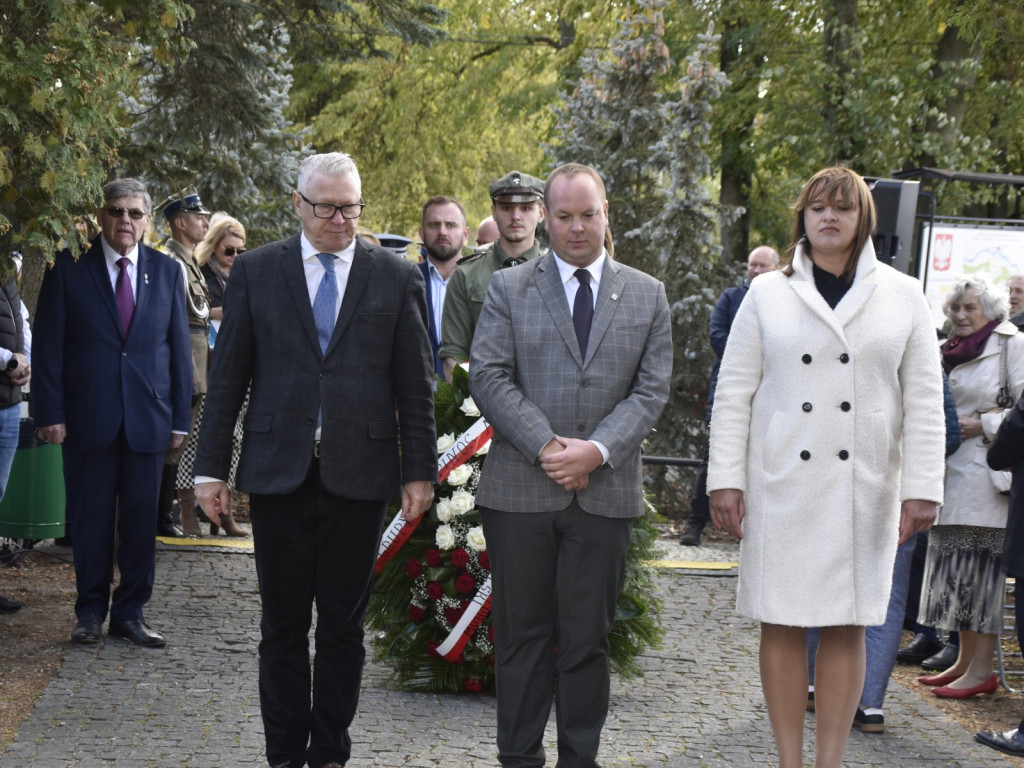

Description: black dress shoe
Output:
[679,519,706,546]
[156,523,186,538]
[0,594,23,613]
[896,632,943,664]
[109,619,166,647]
[71,616,103,645]
[976,728,1024,757]
[921,643,959,670]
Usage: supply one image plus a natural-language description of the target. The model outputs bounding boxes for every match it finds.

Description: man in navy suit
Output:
[195,153,436,768]
[417,195,469,379]
[33,178,192,648]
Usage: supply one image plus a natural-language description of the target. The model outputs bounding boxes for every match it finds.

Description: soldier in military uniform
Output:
[438,170,546,381]
[154,187,216,537]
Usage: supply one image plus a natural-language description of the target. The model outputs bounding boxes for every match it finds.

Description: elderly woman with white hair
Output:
[918,277,1024,699]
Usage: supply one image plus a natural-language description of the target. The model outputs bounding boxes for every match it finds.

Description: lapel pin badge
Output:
[611,293,619,301]
[144,274,149,284]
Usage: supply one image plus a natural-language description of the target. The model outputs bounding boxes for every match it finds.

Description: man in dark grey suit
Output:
[194,152,436,768]
[470,163,673,768]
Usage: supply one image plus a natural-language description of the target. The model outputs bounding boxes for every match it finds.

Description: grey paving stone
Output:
[0,539,1013,767]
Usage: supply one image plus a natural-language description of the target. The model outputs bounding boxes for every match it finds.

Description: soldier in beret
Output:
[439,170,546,381]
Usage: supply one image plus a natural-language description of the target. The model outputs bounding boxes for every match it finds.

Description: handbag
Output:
[988,335,1014,494]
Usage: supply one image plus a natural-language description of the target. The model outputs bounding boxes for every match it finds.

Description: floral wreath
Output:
[367,366,664,693]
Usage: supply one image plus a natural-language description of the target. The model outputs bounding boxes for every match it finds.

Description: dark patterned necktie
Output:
[573,268,593,357]
[115,257,134,334]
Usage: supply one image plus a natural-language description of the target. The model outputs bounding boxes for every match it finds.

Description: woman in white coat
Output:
[916,277,1024,698]
[708,167,946,768]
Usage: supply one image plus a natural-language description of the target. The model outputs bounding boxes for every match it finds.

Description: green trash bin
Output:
[0,417,66,540]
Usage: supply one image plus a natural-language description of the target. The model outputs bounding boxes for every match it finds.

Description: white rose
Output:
[466,526,487,552]
[460,397,481,417]
[446,463,473,486]
[449,489,475,516]
[435,497,454,523]
[475,439,491,456]
[435,524,457,550]
[437,432,455,454]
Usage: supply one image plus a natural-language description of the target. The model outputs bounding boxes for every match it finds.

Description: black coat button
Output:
[839,450,849,460]
[840,402,851,411]
[802,354,812,364]
[802,402,812,412]
[839,353,850,363]
[800,450,811,460]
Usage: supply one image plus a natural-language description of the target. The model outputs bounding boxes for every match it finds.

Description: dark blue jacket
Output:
[705,280,749,422]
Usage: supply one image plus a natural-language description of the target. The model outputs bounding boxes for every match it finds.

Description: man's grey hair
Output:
[943,276,1008,322]
[297,153,361,194]
[103,178,152,213]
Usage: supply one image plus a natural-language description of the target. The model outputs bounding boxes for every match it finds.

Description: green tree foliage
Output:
[0,0,190,271]
[298,0,621,236]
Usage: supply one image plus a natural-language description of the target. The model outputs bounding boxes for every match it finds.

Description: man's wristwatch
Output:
[4,358,16,372]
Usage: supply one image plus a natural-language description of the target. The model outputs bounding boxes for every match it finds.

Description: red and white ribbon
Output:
[374,417,492,573]
[438,575,492,661]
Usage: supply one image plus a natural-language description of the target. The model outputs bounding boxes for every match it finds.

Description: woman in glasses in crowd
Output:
[196,214,246,325]
[175,215,249,537]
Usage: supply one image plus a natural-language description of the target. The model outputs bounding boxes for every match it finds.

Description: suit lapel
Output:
[584,260,625,366]
[536,254,585,367]
[83,241,125,337]
[281,236,323,357]
[329,241,374,357]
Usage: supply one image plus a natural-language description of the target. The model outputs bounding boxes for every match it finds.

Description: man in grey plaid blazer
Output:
[470,163,673,768]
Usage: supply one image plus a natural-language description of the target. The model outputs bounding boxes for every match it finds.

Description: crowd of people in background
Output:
[0,158,1023,767]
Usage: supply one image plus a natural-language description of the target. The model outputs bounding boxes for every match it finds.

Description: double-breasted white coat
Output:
[941,319,1024,529]
[707,243,946,627]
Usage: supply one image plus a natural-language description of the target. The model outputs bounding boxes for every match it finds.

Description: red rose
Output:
[427,641,440,658]
[444,607,462,626]
[426,581,444,600]
[408,605,426,623]
[488,624,494,642]
[425,548,442,567]
[478,551,490,570]
[463,677,484,692]
[406,558,423,578]
[455,573,475,594]
[450,548,470,568]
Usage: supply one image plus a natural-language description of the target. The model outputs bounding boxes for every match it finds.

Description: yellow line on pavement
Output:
[652,559,738,570]
[157,536,254,550]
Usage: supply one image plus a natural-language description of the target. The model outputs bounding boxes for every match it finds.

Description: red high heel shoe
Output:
[917,672,959,687]
[932,675,998,699]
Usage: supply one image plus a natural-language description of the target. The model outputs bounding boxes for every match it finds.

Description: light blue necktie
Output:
[313,253,337,354]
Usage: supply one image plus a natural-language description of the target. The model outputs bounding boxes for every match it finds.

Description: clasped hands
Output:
[540,436,602,492]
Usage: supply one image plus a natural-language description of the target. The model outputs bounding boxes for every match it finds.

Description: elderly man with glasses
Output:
[33,178,192,648]
[194,152,436,768]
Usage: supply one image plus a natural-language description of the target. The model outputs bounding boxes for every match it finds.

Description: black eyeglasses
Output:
[103,206,148,221]
[298,191,365,220]
[221,247,246,256]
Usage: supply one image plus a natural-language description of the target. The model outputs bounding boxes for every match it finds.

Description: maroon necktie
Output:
[116,257,134,334]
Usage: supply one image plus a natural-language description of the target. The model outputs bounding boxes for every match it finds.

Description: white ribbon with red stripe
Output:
[374,417,492,573]
[437,575,492,661]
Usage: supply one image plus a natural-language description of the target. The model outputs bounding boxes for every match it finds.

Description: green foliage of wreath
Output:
[367,366,663,693]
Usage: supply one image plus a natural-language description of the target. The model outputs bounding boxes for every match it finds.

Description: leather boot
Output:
[177,488,202,537]
[213,511,249,538]
[157,465,184,537]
